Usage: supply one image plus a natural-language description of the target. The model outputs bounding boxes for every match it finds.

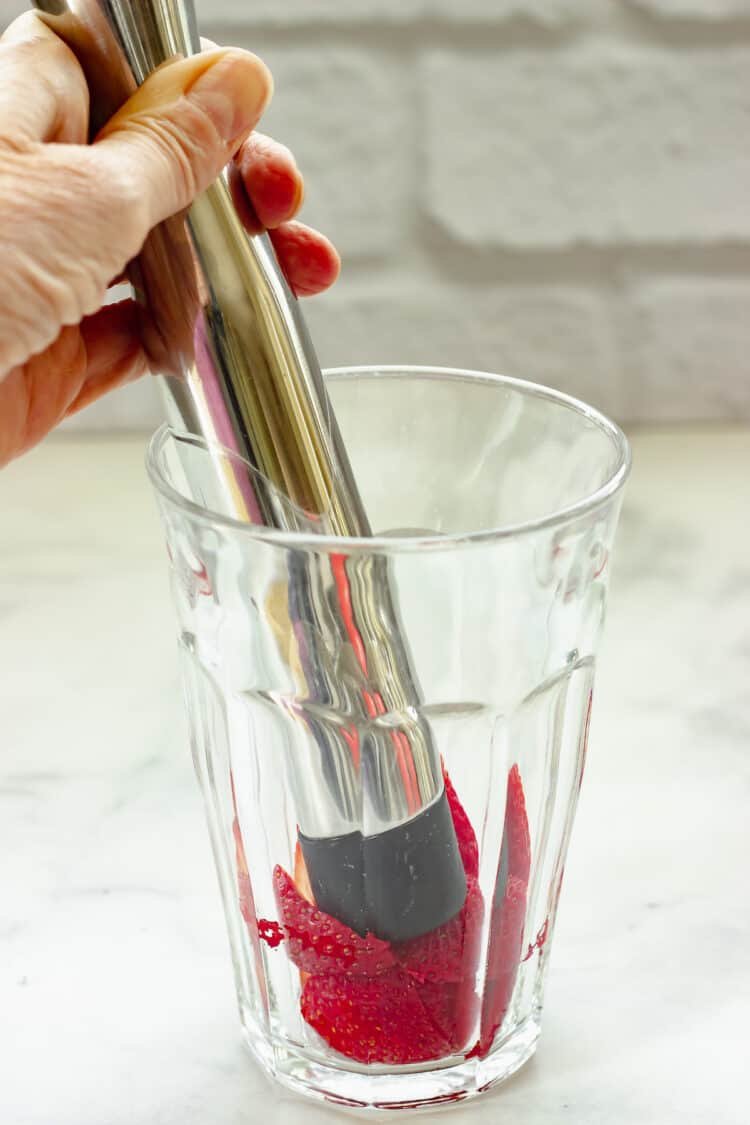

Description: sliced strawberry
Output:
[274,865,395,976]
[291,845,314,987]
[455,980,481,1052]
[301,966,452,1064]
[476,763,531,1057]
[478,874,528,1054]
[232,817,257,929]
[417,979,459,1045]
[276,767,529,1064]
[484,874,528,989]
[396,875,483,983]
[419,977,480,1053]
[505,763,531,886]
[396,873,483,1055]
[443,768,479,878]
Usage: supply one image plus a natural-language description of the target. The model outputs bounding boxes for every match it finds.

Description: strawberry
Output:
[270,767,529,1065]
[395,871,484,1056]
[395,875,483,984]
[232,817,257,930]
[301,966,451,1065]
[418,979,480,1054]
[476,763,531,1057]
[416,979,458,1045]
[478,874,528,1054]
[504,763,531,887]
[273,865,395,977]
[443,768,479,878]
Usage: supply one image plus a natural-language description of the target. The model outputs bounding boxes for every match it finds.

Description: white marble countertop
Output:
[1,429,748,1125]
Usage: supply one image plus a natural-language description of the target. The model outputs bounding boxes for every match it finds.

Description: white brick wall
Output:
[1,0,748,426]
[424,49,750,249]
[626,0,750,18]
[190,0,595,25]
[623,281,750,421]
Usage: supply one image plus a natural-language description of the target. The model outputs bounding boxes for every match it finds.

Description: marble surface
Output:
[1,429,748,1125]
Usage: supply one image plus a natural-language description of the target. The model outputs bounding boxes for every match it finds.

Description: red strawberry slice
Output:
[273,767,529,1065]
[301,966,452,1065]
[443,768,479,878]
[504,763,531,886]
[396,870,484,1056]
[417,980,459,1046]
[418,978,480,1053]
[478,874,528,1055]
[476,763,531,1057]
[274,865,395,977]
[232,817,257,930]
[396,875,483,984]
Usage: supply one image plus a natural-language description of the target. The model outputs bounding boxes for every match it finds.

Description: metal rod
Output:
[32,0,467,941]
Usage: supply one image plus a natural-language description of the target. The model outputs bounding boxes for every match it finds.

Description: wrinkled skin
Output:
[0,13,340,466]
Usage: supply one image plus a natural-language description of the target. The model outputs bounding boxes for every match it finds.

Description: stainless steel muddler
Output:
[32,0,466,941]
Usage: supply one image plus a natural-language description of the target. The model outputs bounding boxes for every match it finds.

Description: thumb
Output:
[0,48,272,378]
[94,48,273,233]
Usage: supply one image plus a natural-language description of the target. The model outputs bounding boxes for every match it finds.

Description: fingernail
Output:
[260,168,304,227]
[187,49,273,144]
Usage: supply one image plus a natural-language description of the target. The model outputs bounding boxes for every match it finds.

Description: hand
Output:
[0,13,340,466]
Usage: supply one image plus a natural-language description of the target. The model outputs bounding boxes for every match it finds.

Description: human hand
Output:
[0,13,340,466]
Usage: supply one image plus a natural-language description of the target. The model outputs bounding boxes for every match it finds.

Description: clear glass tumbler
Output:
[147,367,630,1112]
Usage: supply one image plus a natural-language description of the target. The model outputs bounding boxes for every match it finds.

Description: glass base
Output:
[241,1012,541,1113]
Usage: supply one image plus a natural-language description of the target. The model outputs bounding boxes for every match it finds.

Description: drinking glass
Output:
[147,367,630,1111]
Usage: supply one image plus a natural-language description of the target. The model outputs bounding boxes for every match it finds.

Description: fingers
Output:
[66,301,148,414]
[0,322,87,464]
[228,134,337,296]
[234,132,304,230]
[0,48,273,375]
[62,224,336,429]
[269,222,341,297]
[78,224,338,416]
[203,33,305,231]
[60,224,338,425]
[69,222,338,419]
[0,13,89,144]
[93,48,272,234]
[61,224,338,423]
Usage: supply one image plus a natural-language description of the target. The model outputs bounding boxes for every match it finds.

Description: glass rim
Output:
[146,365,631,553]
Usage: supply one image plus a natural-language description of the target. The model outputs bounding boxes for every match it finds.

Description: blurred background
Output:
[1,0,748,428]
